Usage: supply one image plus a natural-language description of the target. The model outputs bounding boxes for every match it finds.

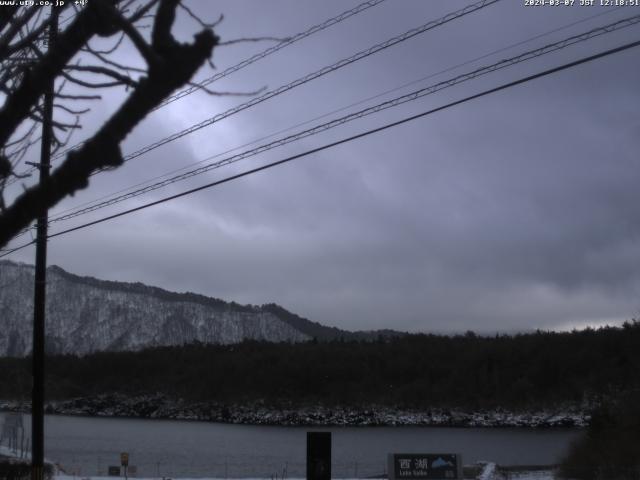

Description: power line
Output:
[9,10,640,246]
[9,6,639,244]
[3,36,638,258]
[155,0,387,110]
[45,4,628,223]
[0,239,34,257]
[20,0,502,226]
[8,0,388,183]
[51,0,502,174]
[43,13,640,226]
[5,0,502,243]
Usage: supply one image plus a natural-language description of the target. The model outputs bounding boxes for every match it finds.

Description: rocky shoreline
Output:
[0,394,589,428]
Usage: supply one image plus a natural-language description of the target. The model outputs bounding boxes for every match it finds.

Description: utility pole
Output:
[30,6,57,480]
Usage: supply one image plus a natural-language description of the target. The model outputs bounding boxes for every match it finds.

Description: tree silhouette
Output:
[0,0,218,248]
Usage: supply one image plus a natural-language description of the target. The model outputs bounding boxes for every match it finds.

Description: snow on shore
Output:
[0,394,588,428]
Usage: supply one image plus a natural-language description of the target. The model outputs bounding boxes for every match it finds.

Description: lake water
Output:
[1,413,581,478]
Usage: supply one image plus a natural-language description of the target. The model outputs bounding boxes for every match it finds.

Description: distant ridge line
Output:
[0,260,404,343]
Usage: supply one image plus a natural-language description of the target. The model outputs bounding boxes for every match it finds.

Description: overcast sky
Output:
[5,0,640,333]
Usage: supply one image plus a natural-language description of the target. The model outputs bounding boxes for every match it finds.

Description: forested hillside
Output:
[0,261,401,356]
[1,322,638,409]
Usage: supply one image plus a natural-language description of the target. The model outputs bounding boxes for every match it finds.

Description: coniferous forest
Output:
[0,321,638,410]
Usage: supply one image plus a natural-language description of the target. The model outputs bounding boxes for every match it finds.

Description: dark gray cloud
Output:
[6,0,640,333]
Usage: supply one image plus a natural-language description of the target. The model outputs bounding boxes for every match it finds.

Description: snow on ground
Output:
[478,462,497,480]
[53,477,379,480]
[505,472,554,480]
[53,476,556,480]
[54,477,286,480]
[0,444,28,459]
[6,448,557,480]
[9,469,558,480]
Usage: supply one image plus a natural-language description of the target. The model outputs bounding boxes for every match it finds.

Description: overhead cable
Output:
[7,0,388,183]
[49,0,501,170]
[46,4,628,222]
[156,0,388,110]
[3,35,638,259]
[45,14,640,225]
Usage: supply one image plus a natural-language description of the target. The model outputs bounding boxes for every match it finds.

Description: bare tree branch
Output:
[55,93,103,100]
[60,70,131,89]
[0,7,39,61]
[52,116,81,153]
[63,64,139,88]
[179,4,222,29]
[187,82,267,97]
[0,2,114,147]
[152,0,179,51]
[84,31,126,55]
[218,36,289,46]
[0,0,218,247]
[4,120,39,149]
[100,2,160,65]
[127,0,161,24]
[53,104,91,115]
[0,6,20,34]
[82,43,146,73]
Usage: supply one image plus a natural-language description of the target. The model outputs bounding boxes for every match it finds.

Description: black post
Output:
[306,432,331,480]
[31,7,57,480]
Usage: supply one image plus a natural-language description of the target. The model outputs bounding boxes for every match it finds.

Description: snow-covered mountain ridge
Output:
[0,260,315,356]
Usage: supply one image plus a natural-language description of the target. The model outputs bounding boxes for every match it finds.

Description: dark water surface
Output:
[5,413,580,478]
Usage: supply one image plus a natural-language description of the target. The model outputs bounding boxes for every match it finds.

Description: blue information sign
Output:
[388,453,461,480]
